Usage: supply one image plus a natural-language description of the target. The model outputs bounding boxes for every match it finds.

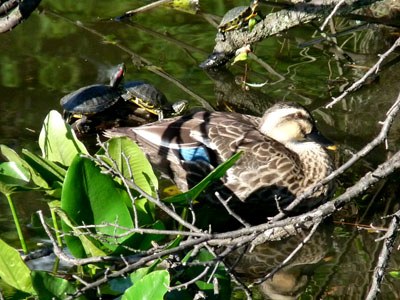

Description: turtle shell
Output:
[60,84,121,114]
[121,81,167,112]
[218,6,251,31]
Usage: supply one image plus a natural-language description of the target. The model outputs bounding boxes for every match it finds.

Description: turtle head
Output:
[110,63,126,88]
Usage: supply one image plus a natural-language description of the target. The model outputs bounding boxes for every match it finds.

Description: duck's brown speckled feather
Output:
[105,106,335,218]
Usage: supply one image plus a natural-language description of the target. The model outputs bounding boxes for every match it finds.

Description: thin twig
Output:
[273,92,400,220]
[117,0,173,19]
[326,36,400,108]
[168,266,210,291]
[249,221,321,287]
[215,192,251,228]
[320,0,345,31]
[82,139,201,233]
[365,210,400,300]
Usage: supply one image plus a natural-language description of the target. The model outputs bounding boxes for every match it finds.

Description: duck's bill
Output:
[306,130,338,151]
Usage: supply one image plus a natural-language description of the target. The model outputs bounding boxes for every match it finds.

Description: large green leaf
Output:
[0,239,33,293]
[55,207,107,258]
[122,270,170,300]
[32,271,87,300]
[22,149,66,183]
[61,156,134,257]
[164,152,242,204]
[0,144,49,191]
[102,137,158,197]
[38,110,88,166]
[0,162,32,195]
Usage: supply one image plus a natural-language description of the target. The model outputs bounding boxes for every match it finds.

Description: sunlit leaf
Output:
[0,162,32,195]
[31,271,87,300]
[39,110,88,166]
[102,137,158,197]
[164,152,242,204]
[122,270,170,300]
[61,156,134,256]
[22,149,66,183]
[248,18,256,32]
[0,144,50,191]
[390,271,400,279]
[0,239,33,293]
[231,52,248,65]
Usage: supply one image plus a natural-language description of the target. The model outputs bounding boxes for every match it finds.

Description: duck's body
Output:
[106,102,335,217]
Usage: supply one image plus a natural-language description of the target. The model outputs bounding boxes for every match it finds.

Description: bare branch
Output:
[326,36,400,108]
[319,0,346,31]
[365,210,400,300]
[215,192,251,228]
[249,221,321,287]
[273,91,400,220]
[168,266,210,291]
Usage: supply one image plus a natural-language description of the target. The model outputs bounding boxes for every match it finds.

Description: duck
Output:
[105,102,336,220]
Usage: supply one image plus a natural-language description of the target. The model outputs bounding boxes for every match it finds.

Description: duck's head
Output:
[259,102,336,150]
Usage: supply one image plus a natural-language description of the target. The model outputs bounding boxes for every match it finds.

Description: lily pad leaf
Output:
[61,156,134,257]
[39,110,88,166]
[122,270,170,300]
[32,271,87,300]
[0,239,34,293]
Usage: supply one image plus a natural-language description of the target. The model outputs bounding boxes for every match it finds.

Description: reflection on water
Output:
[1,0,400,299]
[228,224,332,299]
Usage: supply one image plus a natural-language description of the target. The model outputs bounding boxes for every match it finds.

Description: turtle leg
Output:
[157,109,164,121]
[75,115,91,133]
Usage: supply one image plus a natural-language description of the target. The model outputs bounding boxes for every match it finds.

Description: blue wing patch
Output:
[179,147,210,163]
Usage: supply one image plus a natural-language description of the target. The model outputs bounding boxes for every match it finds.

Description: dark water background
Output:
[1,0,400,299]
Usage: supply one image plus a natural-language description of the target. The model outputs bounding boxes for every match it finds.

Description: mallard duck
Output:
[105,102,336,218]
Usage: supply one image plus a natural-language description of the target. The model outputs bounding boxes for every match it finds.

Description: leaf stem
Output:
[6,193,28,254]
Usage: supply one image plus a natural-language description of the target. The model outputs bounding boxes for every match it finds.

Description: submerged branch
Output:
[200,0,383,68]
[0,0,41,33]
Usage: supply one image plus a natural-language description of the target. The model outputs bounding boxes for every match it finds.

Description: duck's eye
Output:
[294,112,303,119]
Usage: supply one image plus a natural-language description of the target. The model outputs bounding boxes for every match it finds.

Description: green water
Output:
[1,0,400,299]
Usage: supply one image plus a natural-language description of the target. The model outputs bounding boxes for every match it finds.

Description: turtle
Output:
[120,81,188,120]
[218,1,258,33]
[60,63,125,132]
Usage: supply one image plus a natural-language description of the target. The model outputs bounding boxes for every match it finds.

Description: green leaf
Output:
[123,270,170,300]
[61,156,134,257]
[164,152,242,205]
[22,149,66,183]
[39,110,88,166]
[130,267,151,285]
[231,52,248,65]
[0,144,51,190]
[55,208,107,258]
[248,18,256,32]
[31,271,87,300]
[0,162,32,195]
[389,271,400,279]
[102,137,158,197]
[0,239,33,293]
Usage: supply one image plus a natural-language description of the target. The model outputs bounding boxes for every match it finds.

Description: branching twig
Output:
[326,36,400,108]
[249,221,321,287]
[320,0,346,31]
[365,210,400,300]
[168,266,210,291]
[82,138,201,233]
[273,92,400,221]
[215,192,251,228]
